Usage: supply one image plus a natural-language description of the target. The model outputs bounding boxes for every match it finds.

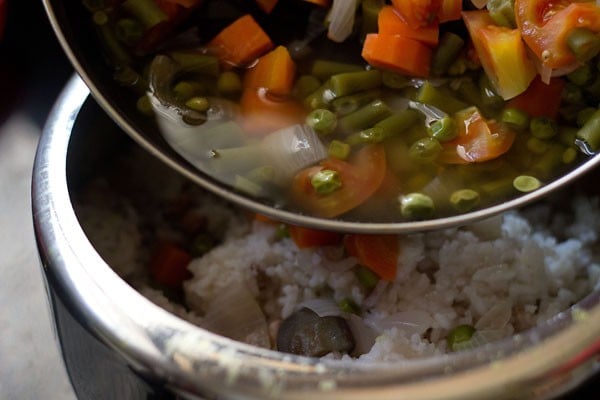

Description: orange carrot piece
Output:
[378,6,439,47]
[289,225,342,248]
[507,77,566,119]
[244,46,296,95]
[149,242,192,288]
[239,89,305,135]
[208,14,274,66]
[362,33,432,77]
[344,234,399,281]
[391,0,442,29]
[438,0,462,23]
[255,0,278,13]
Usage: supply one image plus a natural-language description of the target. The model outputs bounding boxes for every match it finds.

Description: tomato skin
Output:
[515,0,600,69]
[391,0,443,29]
[344,234,399,282]
[291,144,387,218]
[439,108,516,164]
[288,225,342,248]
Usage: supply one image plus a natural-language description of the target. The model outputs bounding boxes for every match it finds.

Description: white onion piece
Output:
[326,0,359,43]
[298,298,343,317]
[347,314,378,356]
[378,310,434,335]
[470,0,488,9]
[201,280,270,348]
[260,123,328,182]
[363,280,389,309]
[475,300,512,330]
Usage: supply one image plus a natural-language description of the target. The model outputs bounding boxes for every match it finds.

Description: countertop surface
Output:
[0,2,597,400]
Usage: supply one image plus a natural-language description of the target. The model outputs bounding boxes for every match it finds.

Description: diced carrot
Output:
[255,0,279,13]
[362,33,432,77]
[289,225,343,248]
[378,5,439,47]
[208,14,274,66]
[391,0,443,29]
[438,0,462,23]
[507,76,566,119]
[149,242,192,288]
[302,0,330,6]
[239,89,305,135]
[344,234,399,281]
[244,46,296,95]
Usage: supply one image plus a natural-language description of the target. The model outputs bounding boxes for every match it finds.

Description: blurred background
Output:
[0,1,596,399]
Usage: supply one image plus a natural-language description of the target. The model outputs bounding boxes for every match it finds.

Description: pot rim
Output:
[33,76,600,400]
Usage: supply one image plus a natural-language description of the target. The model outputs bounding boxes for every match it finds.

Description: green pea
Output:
[355,265,379,290]
[136,96,153,116]
[562,147,578,164]
[447,324,476,352]
[185,96,210,112]
[513,175,542,193]
[381,70,409,89]
[306,109,337,136]
[399,193,435,219]
[328,140,351,160]
[409,138,443,163]
[428,116,457,141]
[567,28,600,63]
[311,169,342,194]
[449,189,481,213]
[293,75,322,99]
[501,108,530,130]
[530,116,558,139]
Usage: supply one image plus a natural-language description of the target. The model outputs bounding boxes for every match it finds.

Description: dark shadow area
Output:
[0,0,72,127]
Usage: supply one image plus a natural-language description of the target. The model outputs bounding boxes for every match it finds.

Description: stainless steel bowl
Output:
[42,0,600,234]
[33,76,600,400]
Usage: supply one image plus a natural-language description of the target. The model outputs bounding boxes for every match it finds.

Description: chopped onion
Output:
[475,300,512,330]
[201,280,270,348]
[326,0,359,43]
[347,314,377,356]
[363,280,389,309]
[298,298,343,317]
[378,310,434,335]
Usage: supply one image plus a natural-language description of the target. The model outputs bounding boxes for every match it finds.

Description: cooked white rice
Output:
[75,151,600,362]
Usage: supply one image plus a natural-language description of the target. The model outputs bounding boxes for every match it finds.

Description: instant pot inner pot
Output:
[54,91,600,400]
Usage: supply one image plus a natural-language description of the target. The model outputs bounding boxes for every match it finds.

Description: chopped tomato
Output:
[391,0,443,29]
[149,242,192,288]
[291,144,387,218]
[515,0,600,69]
[378,6,439,47]
[439,108,516,164]
[289,225,342,248]
[438,0,462,23]
[344,234,399,281]
[463,11,537,100]
[507,76,566,119]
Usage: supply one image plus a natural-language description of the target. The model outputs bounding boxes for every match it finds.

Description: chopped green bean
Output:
[347,127,386,145]
[381,70,409,89]
[115,18,143,45]
[311,60,363,80]
[409,137,443,163]
[447,325,475,352]
[311,169,342,194]
[501,108,530,130]
[217,71,242,95]
[185,96,210,112]
[417,81,469,114]
[576,109,600,152]
[361,0,385,37]
[428,115,457,142]
[374,110,420,138]
[559,126,578,147]
[399,193,435,219]
[328,140,351,160]
[530,116,558,139]
[431,32,465,76]
[331,89,381,115]
[330,70,382,98]
[96,19,132,66]
[338,99,392,133]
[479,176,515,198]
[306,109,338,136]
[122,0,168,29]
[449,189,480,213]
[487,0,516,28]
[513,175,542,192]
[169,52,220,77]
[567,28,600,62]
[293,75,321,99]
[304,81,335,110]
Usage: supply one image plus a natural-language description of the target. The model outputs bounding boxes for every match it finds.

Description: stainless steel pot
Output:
[33,76,600,400]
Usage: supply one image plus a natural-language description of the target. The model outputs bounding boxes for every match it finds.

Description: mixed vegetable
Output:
[83,0,600,222]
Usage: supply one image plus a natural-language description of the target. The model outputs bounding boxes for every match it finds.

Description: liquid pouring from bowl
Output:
[44,0,600,233]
